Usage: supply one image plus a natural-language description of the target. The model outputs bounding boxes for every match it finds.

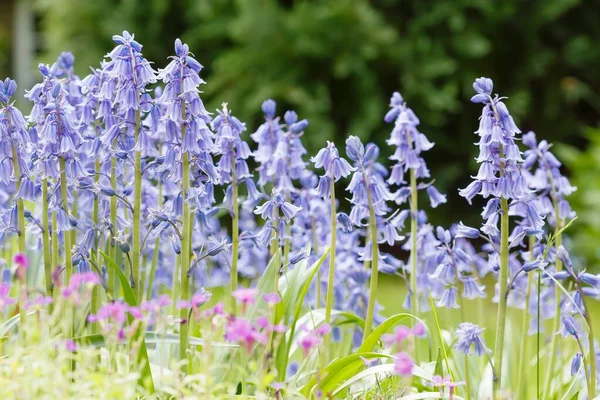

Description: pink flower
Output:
[382,325,412,347]
[394,352,414,376]
[263,292,281,305]
[412,322,426,337]
[256,316,270,329]
[13,253,28,269]
[24,295,53,309]
[128,306,143,320]
[298,333,322,357]
[224,318,267,352]
[233,288,258,305]
[65,339,77,352]
[316,323,331,335]
[432,375,464,389]
[0,283,16,308]
[178,291,211,309]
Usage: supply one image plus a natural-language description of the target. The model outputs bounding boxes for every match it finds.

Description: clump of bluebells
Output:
[0,33,594,400]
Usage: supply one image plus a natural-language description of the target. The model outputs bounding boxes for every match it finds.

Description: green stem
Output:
[311,218,321,308]
[322,174,337,364]
[133,109,142,300]
[456,267,470,399]
[10,145,25,255]
[59,156,73,340]
[90,158,101,333]
[179,121,191,367]
[51,211,59,282]
[493,197,509,398]
[409,169,418,318]
[42,178,52,296]
[146,182,162,301]
[543,204,563,397]
[362,171,379,340]
[579,288,596,397]
[230,161,239,315]
[516,236,535,398]
[109,157,118,298]
[59,157,73,282]
[429,292,454,379]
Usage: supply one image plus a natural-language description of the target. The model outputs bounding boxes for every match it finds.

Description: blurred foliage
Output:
[35,0,600,226]
[557,128,600,268]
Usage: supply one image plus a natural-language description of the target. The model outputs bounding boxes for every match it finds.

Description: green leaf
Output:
[278,248,330,380]
[330,363,396,397]
[0,310,36,337]
[247,249,281,320]
[100,250,155,394]
[287,308,364,357]
[300,352,393,397]
[434,348,443,377]
[399,392,465,400]
[357,313,428,353]
[75,331,238,348]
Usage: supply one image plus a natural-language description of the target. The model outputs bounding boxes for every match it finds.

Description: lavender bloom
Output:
[312,141,354,188]
[460,77,528,207]
[384,92,444,208]
[254,190,302,246]
[455,322,491,357]
[251,100,308,192]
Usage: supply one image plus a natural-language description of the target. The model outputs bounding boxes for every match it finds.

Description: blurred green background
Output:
[1,0,599,265]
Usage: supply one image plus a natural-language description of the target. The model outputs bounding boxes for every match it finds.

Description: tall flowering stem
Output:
[133,107,142,299]
[10,146,25,255]
[213,104,249,315]
[460,78,533,396]
[384,91,444,316]
[409,170,418,318]
[312,141,353,360]
[516,236,535,397]
[363,182,379,340]
[230,160,239,314]
[493,196,509,394]
[42,178,52,296]
[180,118,191,364]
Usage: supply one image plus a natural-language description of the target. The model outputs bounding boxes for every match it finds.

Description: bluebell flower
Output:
[570,352,582,377]
[455,322,491,356]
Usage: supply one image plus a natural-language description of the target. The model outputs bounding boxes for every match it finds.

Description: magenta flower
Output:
[141,295,172,313]
[233,288,258,305]
[316,323,331,335]
[13,253,28,269]
[24,295,53,309]
[224,318,267,352]
[0,283,16,308]
[65,339,77,352]
[263,292,281,305]
[394,352,414,376]
[432,375,464,389]
[382,325,413,347]
[177,291,211,309]
[412,322,426,337]
[298,333,322,357]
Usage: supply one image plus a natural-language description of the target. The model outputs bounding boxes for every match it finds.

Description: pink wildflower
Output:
[394,351,414,376]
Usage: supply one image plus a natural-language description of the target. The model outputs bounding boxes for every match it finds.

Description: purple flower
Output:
[298,333,323,357]
[233,288,258,305]
[455,322,491,357]
[0,283,16,308]
[393,352,414,376]
[225,318,268,352]
[263,292,281,305]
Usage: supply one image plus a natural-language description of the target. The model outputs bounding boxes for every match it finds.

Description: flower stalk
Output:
[362,168,379,340]
[230,156,239,315]
[132,108,142,299]
[493,197,509,397]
